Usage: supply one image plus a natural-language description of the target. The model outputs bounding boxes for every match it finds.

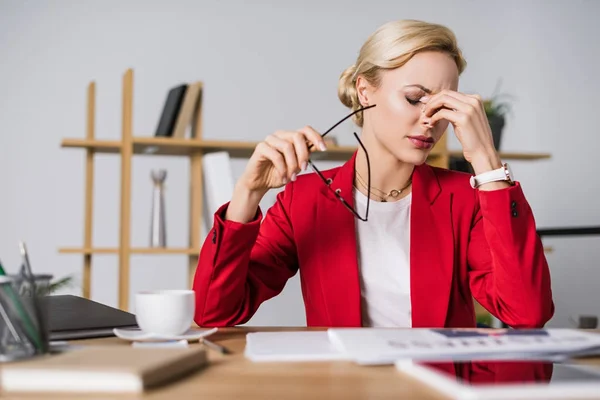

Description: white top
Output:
[353,188,412,327]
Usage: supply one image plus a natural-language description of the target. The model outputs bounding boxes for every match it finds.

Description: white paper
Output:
[202,151,235,238]
[202,151,235,217]
[327,328,600,365]
[245,331,349,362]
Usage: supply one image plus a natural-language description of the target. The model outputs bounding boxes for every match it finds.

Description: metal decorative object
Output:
[150,169,167,247]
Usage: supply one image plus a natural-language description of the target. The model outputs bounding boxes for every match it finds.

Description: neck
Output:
[354,132,414,202]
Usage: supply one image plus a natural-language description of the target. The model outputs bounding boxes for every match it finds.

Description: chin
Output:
[392,148,431,166]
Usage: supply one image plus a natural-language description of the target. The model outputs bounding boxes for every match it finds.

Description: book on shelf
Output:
[155,84,188,137]
[172,81,203,139]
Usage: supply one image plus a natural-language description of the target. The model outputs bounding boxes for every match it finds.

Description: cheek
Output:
[382,98,421,126]
[376,90,418,121]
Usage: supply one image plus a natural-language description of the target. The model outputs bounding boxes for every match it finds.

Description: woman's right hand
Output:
[238,126,327,194]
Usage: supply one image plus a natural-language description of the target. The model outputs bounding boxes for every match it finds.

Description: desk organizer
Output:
[0,274,50,362]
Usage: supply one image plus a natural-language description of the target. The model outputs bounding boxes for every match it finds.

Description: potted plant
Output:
[12,270,75,297]
[43,275,75,296]
[483,80,514,151]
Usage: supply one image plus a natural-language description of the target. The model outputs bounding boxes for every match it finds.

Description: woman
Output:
[192,19,554,329]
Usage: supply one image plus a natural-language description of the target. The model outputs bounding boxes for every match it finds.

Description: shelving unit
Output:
[60,68,552,311]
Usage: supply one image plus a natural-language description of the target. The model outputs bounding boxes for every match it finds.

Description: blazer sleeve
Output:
[467,182,554,328]
[192,184,298,327]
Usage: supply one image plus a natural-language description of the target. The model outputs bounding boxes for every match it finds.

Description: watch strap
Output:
[470,163,513,188]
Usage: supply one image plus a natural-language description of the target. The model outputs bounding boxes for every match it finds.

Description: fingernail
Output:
[301,162,307,171]
[291,173,297,181]
[282,177,288,184]
[420,96,430,103]
[319,142,327,151]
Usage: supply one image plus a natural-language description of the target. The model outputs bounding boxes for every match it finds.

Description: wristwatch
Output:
[470,163,515,188]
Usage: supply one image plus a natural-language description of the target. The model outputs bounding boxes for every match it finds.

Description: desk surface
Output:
[7,327,600,399]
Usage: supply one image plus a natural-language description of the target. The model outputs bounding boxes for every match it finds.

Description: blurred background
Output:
[0,0,598,328]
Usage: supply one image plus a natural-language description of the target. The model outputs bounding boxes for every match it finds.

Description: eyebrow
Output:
[404,84,432,94]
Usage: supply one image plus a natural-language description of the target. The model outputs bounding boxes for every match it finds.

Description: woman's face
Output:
[360,51,459,165]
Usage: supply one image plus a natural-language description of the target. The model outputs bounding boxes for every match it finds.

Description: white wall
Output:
[1,0,598,327]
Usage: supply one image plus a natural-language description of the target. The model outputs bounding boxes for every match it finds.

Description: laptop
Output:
[42,295,137,341]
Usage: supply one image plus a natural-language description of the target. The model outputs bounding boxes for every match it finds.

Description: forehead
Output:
[383,51,459,93]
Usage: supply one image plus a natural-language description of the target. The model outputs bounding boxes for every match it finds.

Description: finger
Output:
[291,132,310,171]
[427,108,463,127]
[437,90,484,111]
[256,142,287,181]
[297,126,327,152]
[442,91,487,124]
[423,93,471,118]
[447,90,482,107]
[265,135,299,179]
[273,130,312,171]
[466,93,483,104]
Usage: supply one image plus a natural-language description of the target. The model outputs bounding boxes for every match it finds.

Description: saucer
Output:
[113,327,218,342]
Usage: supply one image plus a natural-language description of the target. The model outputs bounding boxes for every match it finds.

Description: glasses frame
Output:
[307,104,376,222]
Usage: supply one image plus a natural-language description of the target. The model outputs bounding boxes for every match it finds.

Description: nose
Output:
[419,111,433,130]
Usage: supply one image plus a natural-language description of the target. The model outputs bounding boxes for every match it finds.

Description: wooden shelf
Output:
[62,138,549,161]
[62,137,451,162]
[59,247,200,255]
[448,150,551,160]
[135,137,255,157]
[62,138,121,153]
[62,137,359,160]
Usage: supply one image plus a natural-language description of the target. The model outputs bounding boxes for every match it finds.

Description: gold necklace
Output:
[355,170,412,202]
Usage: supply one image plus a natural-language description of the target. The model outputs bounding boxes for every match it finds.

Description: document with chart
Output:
[327,328,600,365]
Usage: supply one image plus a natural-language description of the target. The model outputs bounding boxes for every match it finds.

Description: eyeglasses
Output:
[306,104,376,222]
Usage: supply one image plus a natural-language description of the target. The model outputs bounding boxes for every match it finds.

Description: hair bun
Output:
[338,64,366,126]
[337,64,358,109]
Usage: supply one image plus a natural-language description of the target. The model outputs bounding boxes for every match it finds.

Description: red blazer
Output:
[193,153,554,328]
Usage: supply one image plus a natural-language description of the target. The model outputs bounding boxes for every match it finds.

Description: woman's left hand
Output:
[421,90,502,175]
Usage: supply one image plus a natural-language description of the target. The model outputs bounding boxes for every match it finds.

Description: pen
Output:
[0,295,22,342]
[201,338,232,355]
[19,242,48,352]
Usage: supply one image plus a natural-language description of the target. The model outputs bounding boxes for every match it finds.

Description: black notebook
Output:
[155,84,188,137]
[42,295,137,341]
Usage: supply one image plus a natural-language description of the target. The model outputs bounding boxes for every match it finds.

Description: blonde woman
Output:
[193,20,554,329]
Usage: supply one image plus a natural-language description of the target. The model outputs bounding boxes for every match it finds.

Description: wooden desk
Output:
[6,327,600,399]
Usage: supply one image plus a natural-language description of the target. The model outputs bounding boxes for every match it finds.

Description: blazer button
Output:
[511,201,517,209]
[512,210,518,218]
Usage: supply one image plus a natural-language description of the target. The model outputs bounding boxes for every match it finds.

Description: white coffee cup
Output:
[135,290,195,336]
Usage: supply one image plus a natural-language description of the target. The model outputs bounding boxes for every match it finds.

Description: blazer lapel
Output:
[315,153,362,327]
[410,164,455,328]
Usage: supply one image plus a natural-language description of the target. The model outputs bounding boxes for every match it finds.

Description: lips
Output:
[408,135,434,150]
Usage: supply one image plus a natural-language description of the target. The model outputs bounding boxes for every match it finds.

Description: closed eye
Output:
[405,97,421,106]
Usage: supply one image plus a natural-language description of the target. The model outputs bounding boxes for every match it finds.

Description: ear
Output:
[355,75,370,107]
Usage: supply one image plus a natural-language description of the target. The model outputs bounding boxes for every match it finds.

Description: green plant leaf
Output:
[483,78,515,118]
[38,275,75,296]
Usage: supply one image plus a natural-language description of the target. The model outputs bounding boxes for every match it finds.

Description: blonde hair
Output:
[338,19,467,127]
